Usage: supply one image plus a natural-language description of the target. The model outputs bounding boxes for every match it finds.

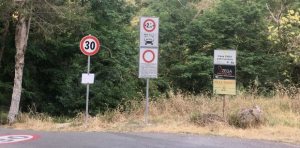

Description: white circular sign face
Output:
[0,134,40,145]
[80,35,100,56]
[142,50,155,63]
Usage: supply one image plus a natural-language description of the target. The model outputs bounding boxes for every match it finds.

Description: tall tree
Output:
[7,0,32,124]
[4,0,139,118]
[7,0,91,123]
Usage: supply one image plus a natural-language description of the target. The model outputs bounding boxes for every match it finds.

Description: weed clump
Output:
[228,114,247,128]
[193,113,226,126]
[190,111,202,124]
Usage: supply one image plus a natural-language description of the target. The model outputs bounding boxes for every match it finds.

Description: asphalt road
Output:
[0,128,299,148]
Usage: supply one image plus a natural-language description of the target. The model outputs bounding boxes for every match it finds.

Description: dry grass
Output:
[1,90,300,145]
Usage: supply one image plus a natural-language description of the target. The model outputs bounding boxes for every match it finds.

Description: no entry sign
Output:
[139,17,159,48]
[139,48,158,78]
[0,134,40,145]
[80,35,100,56]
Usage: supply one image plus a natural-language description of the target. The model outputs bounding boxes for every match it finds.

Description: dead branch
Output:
[266,3,279,23]
[100,45,115,59]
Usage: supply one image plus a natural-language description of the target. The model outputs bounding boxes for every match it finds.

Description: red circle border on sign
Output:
[80,35,100,56]
[143,19,156,32]
[0,134,40,145]
[142,50,155,63]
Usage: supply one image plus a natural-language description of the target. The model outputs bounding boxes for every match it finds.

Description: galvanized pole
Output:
[223,94,226,118]
[145,78,149,125]
[85,56,91,124]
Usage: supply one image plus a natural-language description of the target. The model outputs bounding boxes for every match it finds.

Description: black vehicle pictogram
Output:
[144,34,154,45]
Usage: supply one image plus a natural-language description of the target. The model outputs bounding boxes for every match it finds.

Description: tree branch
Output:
[100,45,115,59]
[266,3,279,23]
[177,0,183,6]
[189,0,214,25]
[25,0,33,43]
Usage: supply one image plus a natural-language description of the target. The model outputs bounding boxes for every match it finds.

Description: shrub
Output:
[0,111,7,125]
[190,111,202,124]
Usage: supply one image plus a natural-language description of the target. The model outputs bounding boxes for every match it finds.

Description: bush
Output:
[0,111,7,125]
[190,111,202,124]
[228,114,246,128]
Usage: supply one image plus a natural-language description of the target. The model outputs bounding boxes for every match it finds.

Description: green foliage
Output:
[52,116,69,123]
[267,6,300,85]
[1,0,141,116]
[190,111,202,124]
[0,111,8,125]
[1,0,300,118]
[228,114,246,128]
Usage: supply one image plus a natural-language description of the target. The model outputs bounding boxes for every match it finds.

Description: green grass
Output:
[52,116,70,123]
[190,111,202,124]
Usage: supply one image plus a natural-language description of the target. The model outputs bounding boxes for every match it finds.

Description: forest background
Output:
[0,0,299,121]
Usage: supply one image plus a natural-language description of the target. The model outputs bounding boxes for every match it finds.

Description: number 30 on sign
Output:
[80,35,100,56]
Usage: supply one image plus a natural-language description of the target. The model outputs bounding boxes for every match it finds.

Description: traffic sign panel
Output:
[80,35,100,56]
[214,50,236,65]
[139,17,159,48]
[81,73,95,84]
[139,48,158,78]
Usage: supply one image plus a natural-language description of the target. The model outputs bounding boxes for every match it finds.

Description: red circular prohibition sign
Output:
[142,50,155,63]
[143,19,156,32]
[80,35,100,56]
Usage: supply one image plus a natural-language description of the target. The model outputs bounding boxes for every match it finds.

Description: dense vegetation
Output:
[0,0,299,116]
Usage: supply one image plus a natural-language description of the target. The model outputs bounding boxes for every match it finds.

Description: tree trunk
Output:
[7,8,30,124]
[0,20,9,66]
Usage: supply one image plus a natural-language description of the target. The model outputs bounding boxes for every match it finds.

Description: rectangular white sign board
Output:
[139,17,159,48]
[139,48,158,78]
[214,50,236,65]
[81,73,95,84]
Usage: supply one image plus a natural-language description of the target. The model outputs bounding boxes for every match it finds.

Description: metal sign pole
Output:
[85,56,91,125]
[223,94,226,118]
[145,78,149,125]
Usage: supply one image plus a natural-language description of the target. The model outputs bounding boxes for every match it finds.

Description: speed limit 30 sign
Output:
[0,134,40,145]
[80,35,100,56]
[80,35,100,124]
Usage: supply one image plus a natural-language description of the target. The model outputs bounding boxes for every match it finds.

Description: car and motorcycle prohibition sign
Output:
[139,48,158,78]
[80,35,100,56]
[143,19,156,32]
[0,134,40,145]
